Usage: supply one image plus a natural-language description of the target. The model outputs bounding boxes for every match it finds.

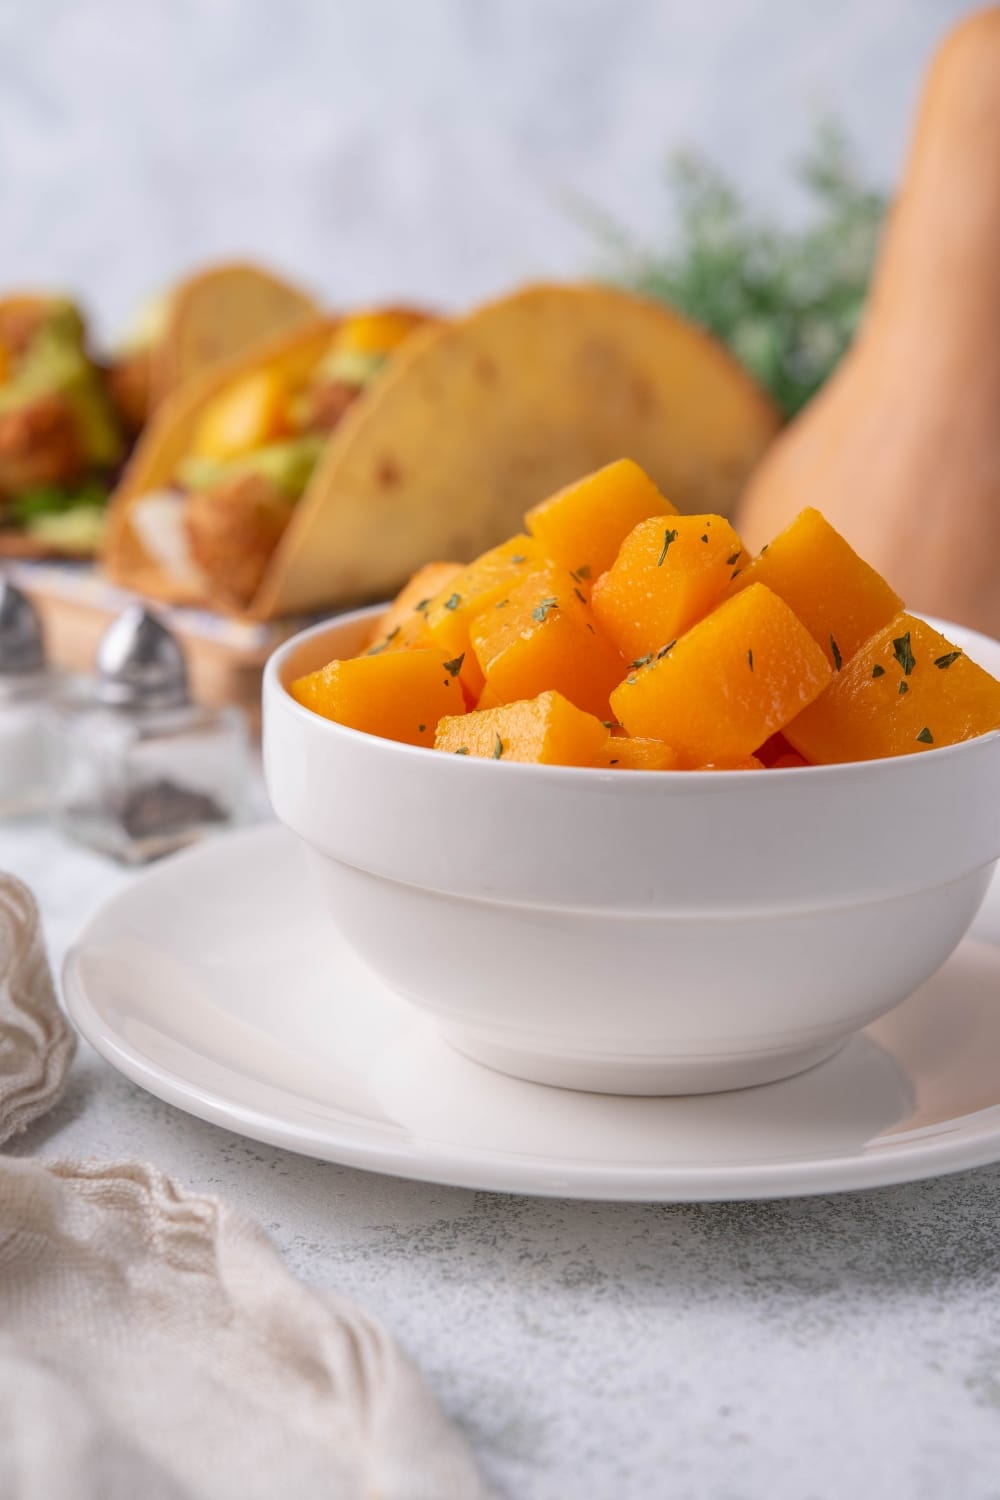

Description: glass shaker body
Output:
[0,669,56,817]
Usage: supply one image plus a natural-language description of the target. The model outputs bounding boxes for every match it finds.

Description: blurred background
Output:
[0,0,975,343]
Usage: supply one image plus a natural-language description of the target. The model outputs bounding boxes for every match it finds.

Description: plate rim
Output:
[61,824,1000,1202]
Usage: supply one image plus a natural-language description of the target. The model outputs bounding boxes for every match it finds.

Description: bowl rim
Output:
[264,603,1000,786]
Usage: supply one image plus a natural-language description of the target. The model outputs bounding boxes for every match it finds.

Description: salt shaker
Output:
[46,605,247,863]
[0,580,56,817]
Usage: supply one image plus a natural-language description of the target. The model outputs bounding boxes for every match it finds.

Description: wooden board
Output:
[6,562,323,734]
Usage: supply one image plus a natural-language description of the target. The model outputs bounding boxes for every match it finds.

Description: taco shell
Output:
[106,284,781,620]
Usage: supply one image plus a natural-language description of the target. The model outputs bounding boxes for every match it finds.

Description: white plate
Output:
[63,825,1000,1201]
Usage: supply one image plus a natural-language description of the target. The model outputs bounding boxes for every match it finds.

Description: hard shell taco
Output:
[0,294,126,557]
[104,284,780,621]
[105,261,318,438]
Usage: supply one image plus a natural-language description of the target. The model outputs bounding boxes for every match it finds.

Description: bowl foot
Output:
[440,1029,849,1097]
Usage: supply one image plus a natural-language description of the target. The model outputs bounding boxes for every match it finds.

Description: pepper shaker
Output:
[46,605,248,863]
[0,580,57,817]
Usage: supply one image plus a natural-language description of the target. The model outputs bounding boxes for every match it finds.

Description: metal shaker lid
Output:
[96,605,190,710]
[0,578,46,674]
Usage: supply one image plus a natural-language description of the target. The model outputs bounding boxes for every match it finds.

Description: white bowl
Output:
[263,608,1000,1096]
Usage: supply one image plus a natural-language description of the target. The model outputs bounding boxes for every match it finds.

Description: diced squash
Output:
[190,368,291,462]
[421,533,543,676]
[601,737,679,770]
[290,649,463,747]
[471,560,627,720]
[591,513,745,662]
[525,459,674,580]
[364,561,462,651]
[784,612,1000,763]
[332,309,427,357]
[435,691,607,766]
[611,583,831,764]
[729,508,902,670]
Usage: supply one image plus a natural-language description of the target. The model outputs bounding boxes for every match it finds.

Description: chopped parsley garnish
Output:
[657,528,678,566]
[443,593,461,611]
[730,569,742,581]
[631,652,653,669]
[573,586,587,604]
[872,664,886,678]
[455,747,469,755]
[585,622,596,635]
[531,596,558,623]
[726,552,742,566]
[575,564,591,580]
[760,543,769,554]
[366,627,400,656]
[700,534,709,543]
[934,651,962,669]
[747,648,754,672]
[442,653,465,678]
[830,635,842,672]
[609,758,619,765]
[898,680,909,695]
[510,553,527,564]
[493,734,504,760]
[414,598,431,613]
[602,720,620,730]
[418,724,426,733]
[916,726,934,744]
[656,639,677,659]
[495,598,509,609]
[892,631,916,676]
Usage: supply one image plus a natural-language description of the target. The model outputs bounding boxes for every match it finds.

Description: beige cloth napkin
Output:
[0,874,491,1500]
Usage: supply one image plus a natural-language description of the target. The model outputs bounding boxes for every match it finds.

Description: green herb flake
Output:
[586,623,596,635]
[760,543,769,554]
[602,720,620,730]
[442,653,465,678]
[609,758,619,766]
[934,651,963,669]
[366,626,400,656]
[892,631,916,676]
[657,528,679,566]
[510,553,527,564]
[414,598,431,613]
[493,734,504,760]
[916,726,934,745]
[631,652,653,669]
[575,564,591,580]
[726,552,742,566]
[898,680,909,696]
[454,747,469,755]
[418,724,426,733]
[700,534,709,544]
[443,593,462,612]
[830,634,843,672]
[872,664,886,678]
[730,569,742,581]
[495,598,509,609]
[531,596,558,624]
[573,586,587,604]
[656,639,677,660]
[747,648,754,672]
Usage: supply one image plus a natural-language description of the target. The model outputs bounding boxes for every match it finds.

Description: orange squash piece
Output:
[592,513,745,662]
[470,560,627,720]
[435,690,607,766]
[784,613,1000,763]
[364,561,463,651]
[601,736,679,770]
[190,367,291,461]
[290,649,463,747]
[525,459,675,581]
[420,534,543,697]
[610,583,831,764]
[729,508,902,670]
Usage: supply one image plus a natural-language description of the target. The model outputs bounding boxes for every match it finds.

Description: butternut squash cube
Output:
[290,649,463,747]
[784,613,1000,763]
[435,691,607,766]
[419,534,543,698]
[729,508,902,670]
[592,513,745,662]
[364,560,462,652]
[525,459,674,581]
[601,737,679,770]
[470,561,627,720]
[610,583,831,764]
[190,368,291,462]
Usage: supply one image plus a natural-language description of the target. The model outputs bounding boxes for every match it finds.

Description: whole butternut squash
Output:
[738,8,1000,637]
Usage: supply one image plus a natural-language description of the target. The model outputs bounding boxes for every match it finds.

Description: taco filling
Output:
[128,309,428,612]
[0,298,126,556]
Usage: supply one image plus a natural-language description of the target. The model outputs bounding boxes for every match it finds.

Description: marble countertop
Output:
[7,807,1000,1499]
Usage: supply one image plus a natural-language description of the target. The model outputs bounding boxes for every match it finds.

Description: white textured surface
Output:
[0,0,977,337]
[5,807,1000,1498]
